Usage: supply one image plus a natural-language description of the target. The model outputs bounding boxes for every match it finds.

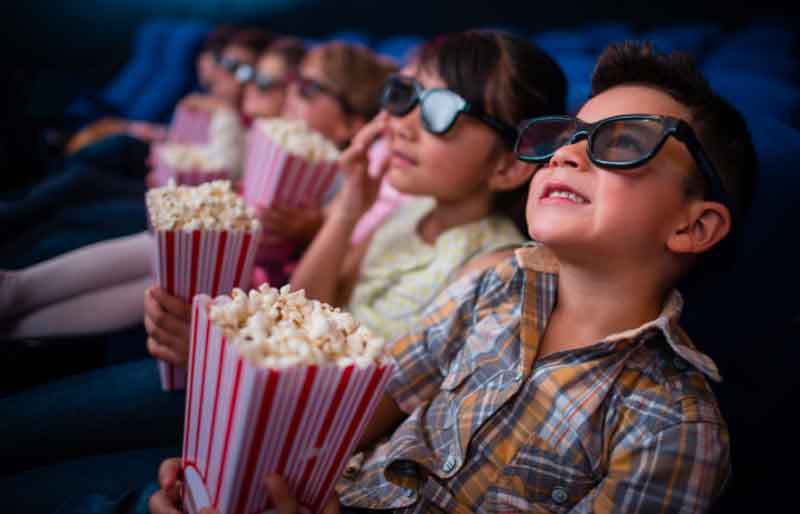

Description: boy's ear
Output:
[667,201,732,255]
[488,153,538,192]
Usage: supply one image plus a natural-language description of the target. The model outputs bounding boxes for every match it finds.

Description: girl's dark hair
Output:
[415,30,567,236]
[201,25,238,54]
[264,37,307,72]
[226,27,275,55]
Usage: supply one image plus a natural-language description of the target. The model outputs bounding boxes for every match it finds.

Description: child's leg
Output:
[4,276,151,338]
[0,231,152,319]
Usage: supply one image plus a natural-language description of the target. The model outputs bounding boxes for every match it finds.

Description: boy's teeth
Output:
[548,190,586,203]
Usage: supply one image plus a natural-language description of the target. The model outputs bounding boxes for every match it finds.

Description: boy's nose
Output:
[548,140,590,171]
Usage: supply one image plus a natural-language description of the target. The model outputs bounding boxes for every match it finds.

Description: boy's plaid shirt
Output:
[337,244,731,513]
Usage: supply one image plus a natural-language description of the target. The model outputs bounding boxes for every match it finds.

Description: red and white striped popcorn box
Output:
[149,144,231,188]
[169,105,212,144]
[243,129,340,209]
[182,295,396,514]
[152,228,260,390]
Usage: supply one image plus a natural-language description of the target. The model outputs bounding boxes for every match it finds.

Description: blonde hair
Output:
[305,42,397,119]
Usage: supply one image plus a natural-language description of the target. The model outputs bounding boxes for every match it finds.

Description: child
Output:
[152,41,756,513]
[250,41,398,285]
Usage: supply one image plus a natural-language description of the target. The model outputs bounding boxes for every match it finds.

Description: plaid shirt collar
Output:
[515,243,722,382]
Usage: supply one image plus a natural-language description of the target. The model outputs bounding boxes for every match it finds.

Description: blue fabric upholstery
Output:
[641,23,721,54]
[124,20,210,122]
[707,72,799,126]
[375,35,424,64]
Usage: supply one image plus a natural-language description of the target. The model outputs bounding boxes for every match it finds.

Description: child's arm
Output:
[290,113,389,305]
[568,419,730,513]
[356,393,407,452]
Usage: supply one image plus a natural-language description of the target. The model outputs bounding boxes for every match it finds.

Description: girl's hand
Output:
[257,205,325,244]
[330,112,391,224]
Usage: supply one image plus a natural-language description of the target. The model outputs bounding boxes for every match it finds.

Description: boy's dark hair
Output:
[264,37,307,72]
[591,42,758,224]
[416,30,567,236]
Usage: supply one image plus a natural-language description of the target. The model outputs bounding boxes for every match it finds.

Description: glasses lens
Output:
[382,76,417,115]
[297,77,321,99]
[421,90,465,133]
[235,64,254,83]
[255,74,276,91]
[516,118,577,161]
[591,118,665,164]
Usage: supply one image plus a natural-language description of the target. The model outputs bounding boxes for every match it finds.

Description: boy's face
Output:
[526,85,703,265]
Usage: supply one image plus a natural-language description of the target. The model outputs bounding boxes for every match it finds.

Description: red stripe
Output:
[272,154,293,207]
[233,370,280,514]
[312,367,385,513]
[188,231,201,301]
[205,335,228,480]
[283,157,303,207]
[294,366,354,501]
[183,303,201,461]
[214,359,244,506]
[232,233,253,288]
[274,367,318,476]
[193,320,213,472]
[210,232,228,297]
[165,231,175,294]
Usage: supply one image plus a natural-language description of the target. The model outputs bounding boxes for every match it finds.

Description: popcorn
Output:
[254,118,340,163]
[146,180,260,231]
[208,285,386,368]
[157,108,244,175]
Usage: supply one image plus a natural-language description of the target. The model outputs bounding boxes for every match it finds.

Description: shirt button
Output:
[672,356,689,372]
[442,454,458,473]
[551,486,569,505]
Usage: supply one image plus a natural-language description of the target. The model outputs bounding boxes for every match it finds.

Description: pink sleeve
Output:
[350,139,410,245]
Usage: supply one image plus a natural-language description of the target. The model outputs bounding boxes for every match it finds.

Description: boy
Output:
[151,42,756,513]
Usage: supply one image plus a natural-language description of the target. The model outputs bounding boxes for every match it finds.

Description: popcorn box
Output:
[152,229,260,390]
[149,145,230,188]
[169,106,212,144]
[243,129,340,210]
[182,295,395,514]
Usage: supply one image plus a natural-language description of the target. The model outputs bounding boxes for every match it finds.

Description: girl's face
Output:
[384,67,507,204]
[242,53,290,119]
[195,50,217,91]
[282,55,360,147]
[210,44,257,109]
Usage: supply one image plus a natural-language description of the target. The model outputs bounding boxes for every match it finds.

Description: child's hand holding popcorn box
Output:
[146,180,261,389]
[182,286,394,514]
